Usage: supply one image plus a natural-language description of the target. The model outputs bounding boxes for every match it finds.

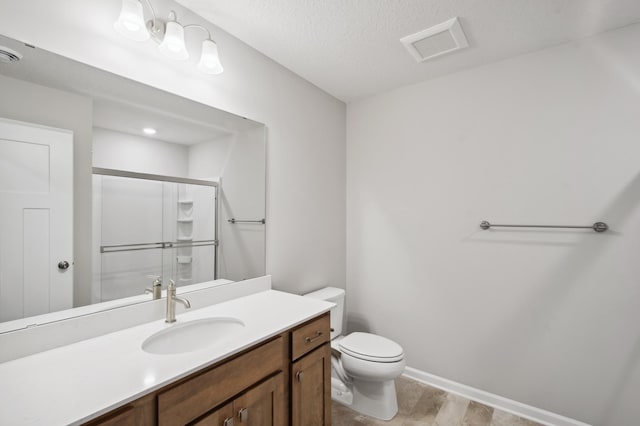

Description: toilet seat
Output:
[338,332,404,363]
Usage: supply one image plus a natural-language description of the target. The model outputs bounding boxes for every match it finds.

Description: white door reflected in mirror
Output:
[0,118,73,321]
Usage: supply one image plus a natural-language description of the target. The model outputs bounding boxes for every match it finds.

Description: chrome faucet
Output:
[145,277,163,300]
[166,280,191,323]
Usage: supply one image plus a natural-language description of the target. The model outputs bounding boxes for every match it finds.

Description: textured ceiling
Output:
[177,0,640,102]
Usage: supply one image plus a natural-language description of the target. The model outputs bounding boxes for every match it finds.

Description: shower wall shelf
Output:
[479,221,609,233]
[176,187,194,285]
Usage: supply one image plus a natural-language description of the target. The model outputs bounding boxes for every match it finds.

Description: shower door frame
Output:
[92,167,220,280]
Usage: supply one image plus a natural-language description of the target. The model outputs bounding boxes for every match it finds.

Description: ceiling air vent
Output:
[401,17,468,63]
[0,46,23,63]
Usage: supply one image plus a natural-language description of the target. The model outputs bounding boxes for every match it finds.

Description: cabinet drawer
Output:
[291,313,330,360]
[158,336,285,426]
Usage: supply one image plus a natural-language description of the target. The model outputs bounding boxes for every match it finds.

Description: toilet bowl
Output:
[304,287,405,420]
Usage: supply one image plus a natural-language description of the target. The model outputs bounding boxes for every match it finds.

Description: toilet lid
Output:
[338,332,404,363]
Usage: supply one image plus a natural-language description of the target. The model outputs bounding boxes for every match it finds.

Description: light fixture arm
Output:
[183,24,214,42]
[138,0,162,38]
[142,0,157,24]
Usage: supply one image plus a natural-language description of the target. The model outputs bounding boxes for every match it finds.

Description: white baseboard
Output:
[402,367,591,426]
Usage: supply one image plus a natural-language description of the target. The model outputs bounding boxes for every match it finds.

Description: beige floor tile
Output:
[332,402,359,426]
[462,401,494,426]
[490,410,544,426]
[331,377,545,426]
[432,393,471,426]
[406,384,447,422]
[396,376,435,416]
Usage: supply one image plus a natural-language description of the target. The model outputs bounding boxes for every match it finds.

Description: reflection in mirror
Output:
[93,173,218,303]
[0,34,266,331]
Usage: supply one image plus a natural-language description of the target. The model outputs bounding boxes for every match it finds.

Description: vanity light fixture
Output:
[113,0,149,42]
[114,0,224,74]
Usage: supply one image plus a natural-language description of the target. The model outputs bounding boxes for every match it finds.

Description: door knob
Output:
[58,261,70,270]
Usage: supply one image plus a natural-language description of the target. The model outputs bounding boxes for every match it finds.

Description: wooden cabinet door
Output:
[192,402,234,426]
[234,373,285,426]
[291,344,331,426]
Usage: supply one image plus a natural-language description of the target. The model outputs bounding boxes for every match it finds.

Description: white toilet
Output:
[304,287,405,420]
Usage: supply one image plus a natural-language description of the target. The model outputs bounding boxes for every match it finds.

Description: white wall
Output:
[188,135,234,179]
[347,24,640,426]
[216,127,267,280]
[93,127,189,177]
[0,0,346,295]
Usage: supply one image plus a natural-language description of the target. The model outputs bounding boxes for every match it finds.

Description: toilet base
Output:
[331,377,353,405]
[340,377,399,421]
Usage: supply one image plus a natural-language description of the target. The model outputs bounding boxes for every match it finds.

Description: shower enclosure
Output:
[92,168,218,303]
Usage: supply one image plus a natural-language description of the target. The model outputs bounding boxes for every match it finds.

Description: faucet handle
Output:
[168,279,176,289]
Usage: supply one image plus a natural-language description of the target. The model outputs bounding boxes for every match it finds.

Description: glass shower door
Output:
[93,174,217,303]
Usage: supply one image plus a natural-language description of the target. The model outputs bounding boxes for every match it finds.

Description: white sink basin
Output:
[142,317,245,355]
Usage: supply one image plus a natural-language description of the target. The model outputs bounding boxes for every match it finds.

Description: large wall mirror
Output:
[0,34,266,332]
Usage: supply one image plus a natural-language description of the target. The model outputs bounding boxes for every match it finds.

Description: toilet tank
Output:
[304,287,344,340]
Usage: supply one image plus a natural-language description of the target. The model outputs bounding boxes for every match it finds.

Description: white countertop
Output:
[0,290,333,426]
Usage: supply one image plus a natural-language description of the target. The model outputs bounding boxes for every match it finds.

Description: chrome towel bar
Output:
[480,221,608,233]
[228,218,266,224]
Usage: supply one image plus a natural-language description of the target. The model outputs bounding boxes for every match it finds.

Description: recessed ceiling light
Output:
[143,127,157,135]
[0,45,23,63]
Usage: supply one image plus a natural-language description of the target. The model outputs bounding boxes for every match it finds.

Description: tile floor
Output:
[331,376,545,426]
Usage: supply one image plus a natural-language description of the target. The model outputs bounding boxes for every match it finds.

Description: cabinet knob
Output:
[223,418,234,426]
[296,370,304,382]
[238,407,249,422]
[58,260,70,270]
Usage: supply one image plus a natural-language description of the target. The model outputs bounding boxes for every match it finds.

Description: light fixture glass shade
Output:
[198,39,224,75]
[114,0,149,41]
[158,21,189,60]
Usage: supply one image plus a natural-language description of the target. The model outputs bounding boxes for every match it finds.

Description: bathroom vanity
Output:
[0,290,333,426]
[88,313,330,426]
